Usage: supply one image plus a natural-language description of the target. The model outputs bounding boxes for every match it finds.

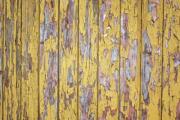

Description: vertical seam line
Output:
[38,0,40,119]
[161,0,165,120]
[97,0,99,119]
[77,1,79,120]
[20,0,23,119]
[2,0,5,119]
[118,0,121,119]
[139,0,143,119]
[57,0,60,119]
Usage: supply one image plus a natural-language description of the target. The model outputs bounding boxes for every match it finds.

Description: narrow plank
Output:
[15,0,22,119]
[3,0,22,119]
[0,0,3,118]
[141,0,163,119]
[98,0,120,119]
[39,0,59,119]
[78,0,98,119]
[59,0,78,119]
[120,0,141,119]
[162,0,180,120]
[21,0,39,119]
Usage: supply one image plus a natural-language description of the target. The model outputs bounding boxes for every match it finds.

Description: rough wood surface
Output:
[120,0,141,119]
[162,0,180,120]
[141,0,163,119]
[59,0,78,119]
[78,0,98,119]
[39,0,59,119]
[3,0,22,119]
[0,0,179,120]
[21,0,39,119]
[98,0,120,119]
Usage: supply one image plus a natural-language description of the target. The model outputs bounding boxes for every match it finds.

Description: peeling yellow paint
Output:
[141,0,163,119]
[3,0,21,119]
[39,0,59,119]
[120,0,141,119]
[59,0,78,119]
[78,0,98,119]
[21,0,39,119]
[162,0,180,120]
[98,0,120,119]
[1,0,180,120]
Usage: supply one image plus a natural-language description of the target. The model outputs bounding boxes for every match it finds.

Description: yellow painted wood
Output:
[78,0,98,119]
[141,0,163,119]
[0,0,3,119]
[162,0,180,120]
[59,0,78,119]
[21,0,39,119]
[3,0,22,119]
[98,0,120,119]
[120,0,141,119]
[1,0,180,119]
[39,0,59,119]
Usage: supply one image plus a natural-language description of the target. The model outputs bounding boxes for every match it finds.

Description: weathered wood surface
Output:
[141,0,163,119]
[59,0,78,119]
[0,0,179,120]
[120,0,141,119]
[162,0,180,120]
[3,0,22,119]
[98,0,120,119]
[21,0,39,119]
[39,0,59,119]
[79,0,98,119]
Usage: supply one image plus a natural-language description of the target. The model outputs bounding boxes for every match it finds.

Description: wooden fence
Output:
[0,0,180,120]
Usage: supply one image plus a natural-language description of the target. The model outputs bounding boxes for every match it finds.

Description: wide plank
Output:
[39,0,59,119]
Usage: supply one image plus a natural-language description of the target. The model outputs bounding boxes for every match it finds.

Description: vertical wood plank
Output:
[21,0,39,119]
[59,0,78,119]
[16,0,22,119]
[40,0,59,119]
[78,0,98,119]
[98,0,120,119]
[3,0,22,119]
[120,0,141,119]
[0,0,3,118]
[141,0,163,119]
[162,0,180,120]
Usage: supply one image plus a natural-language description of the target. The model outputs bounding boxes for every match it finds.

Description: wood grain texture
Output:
[120,0,141,119]
[3,0,22,119]
[141,0,163,119]
[98,0,120,119]
[162,0,180,120]
[21,0,39,119]
[59,0,78,119]
[78,0,98,119]
[1,0,180,119]
[39,0,59,119]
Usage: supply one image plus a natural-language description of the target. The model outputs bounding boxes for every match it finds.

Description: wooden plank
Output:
[78,0,98,119]
[162,0,180,120]
[39,0,59,119]
[98,0,120,119]
[21,0,39,119]
[59,0,78,119]
[0,0,3,119]
[141,0,163,119]
[120,0,141,119]
[3,0,22,119]
[15,0,22,119]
